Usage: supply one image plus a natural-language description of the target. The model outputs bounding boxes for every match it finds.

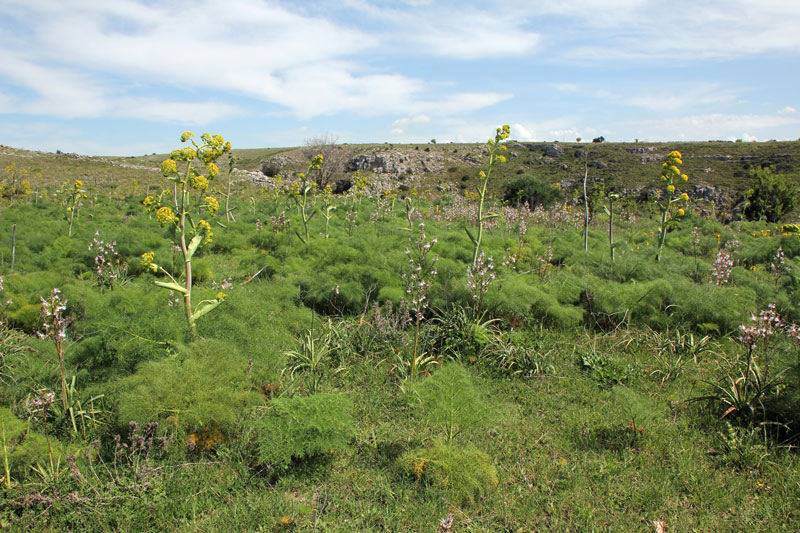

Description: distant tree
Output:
[744,165,798,222]
[430,139,437,144]
[575,137,581,142]
[592,136,606,143]
[304,134,348,189]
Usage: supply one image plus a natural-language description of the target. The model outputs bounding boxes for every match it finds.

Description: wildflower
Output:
[478,170,486,180]
[680,192,689,201]
[180,131,195,142]
[161,159,178,177]
[203,196,219,215]
[142,195,159,212]
[681,174,689,182]
[216,291,227,300]
[196,219,213,245]
[189,173,209,192]
[676,208,685,217]
[280,516,291,525]
[206,162,219,178]
[140,252,158,272]
[155,206,178,226]
[666,185,675,194]
[496,154,507,163]
[74,180,83,189]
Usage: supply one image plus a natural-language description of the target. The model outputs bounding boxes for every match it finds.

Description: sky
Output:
[0,0,798,156]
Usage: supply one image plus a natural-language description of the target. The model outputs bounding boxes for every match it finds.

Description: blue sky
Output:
[0,0,798,155]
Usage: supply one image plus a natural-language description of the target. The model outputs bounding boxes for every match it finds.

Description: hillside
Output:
[2,140,799,213]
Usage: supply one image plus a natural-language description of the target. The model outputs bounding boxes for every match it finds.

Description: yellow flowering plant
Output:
[293,154,323,244]
[466,125,510,263]
[65,179,88,237]
[655,150,690,262]
[142,132,230,336]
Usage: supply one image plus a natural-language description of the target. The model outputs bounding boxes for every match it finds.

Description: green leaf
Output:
[154,281,188,294]
[192,299,223,322]
[186,233,203,260]
[464,226,477,246]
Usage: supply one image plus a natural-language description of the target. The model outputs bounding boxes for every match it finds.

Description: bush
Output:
[396,441,498,505]
[502,175,561,209]
[115,339,261,436]
[744,166,798,222]
[406,363,491,441]
[0,407,61,478]
[252,393,354,472]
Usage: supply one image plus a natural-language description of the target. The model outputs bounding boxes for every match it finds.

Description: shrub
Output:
[406,363,491,441]
[115,339,261,436]
[0,407,60,478]
[502,175,561,209]
[396,441,498,505]
[252,393,354,472]
[744,166,798,222]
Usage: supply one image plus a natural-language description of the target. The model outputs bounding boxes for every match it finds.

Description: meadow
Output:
[0,132,799,531]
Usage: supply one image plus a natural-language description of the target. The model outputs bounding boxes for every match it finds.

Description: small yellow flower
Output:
[676,208,685,217]
[74,179,83,189]
[161,159,178,177]
[189,173,209,192]
[669,165,680,175]
[196,219,213,245]
[204,196,219,215]
[680,192,689,201]
[666,184,675,193]
[142,195,158,212]
[668,150,682,159]
[156,206,178,226]
[681,174,688,182]
[496,154,507,163]
[140,252,158,272]
[180,131,195,142]
[478,170,486,180]
[216,291,227,300]
[206,162,219,178]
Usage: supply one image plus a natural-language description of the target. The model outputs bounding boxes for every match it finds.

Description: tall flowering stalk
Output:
[293,155,323,244]
[466,251,495,316]
[402,222,439,378]
[141,132,230,336]
[655,150,690,261]
[87,231,127,290]
[65,179,87,237]
[38,289,70,411]
[467,125,510,263]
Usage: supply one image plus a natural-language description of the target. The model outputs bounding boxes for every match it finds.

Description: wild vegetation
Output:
[0,133,800,531]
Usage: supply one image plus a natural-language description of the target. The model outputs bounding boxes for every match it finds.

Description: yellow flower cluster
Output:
[310,154,323,170]
[180,131,195,142]
[216,291,227,300]
[161,159,178,177]
[196,219,213,245]
[74,179,83,190]
[140,252,158,272]
[197,133,231,164]
[156,206,178,226]
[189,172,209,192]
[170,147,196,162]
[142,195,159,212]
[206,162,219,178]
[203,196,219,215]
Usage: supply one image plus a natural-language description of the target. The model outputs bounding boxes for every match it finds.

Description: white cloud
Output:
[780,106,797,114]
[625,113,800,141]
[0,0,512,123]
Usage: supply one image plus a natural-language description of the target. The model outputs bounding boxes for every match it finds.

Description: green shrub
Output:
[115,339,261,436]
[396,441,498,505]
[744,166,798,222]
[502,175,561,208]
[406,363,491,441]
[0,407,61,478]
[252,393,354,472]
